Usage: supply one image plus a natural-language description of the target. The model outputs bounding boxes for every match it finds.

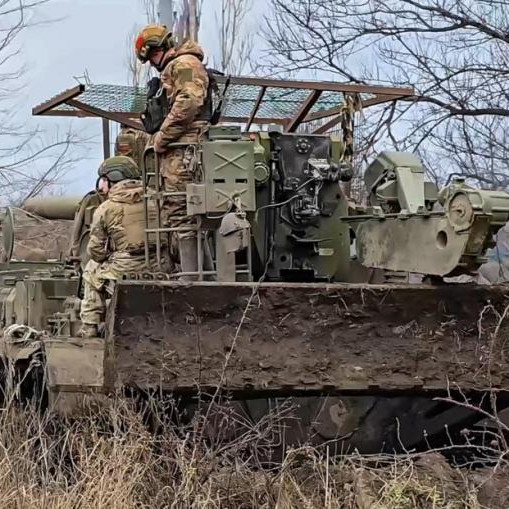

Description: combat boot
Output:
[178,237,198,281]
[77,323,99,338]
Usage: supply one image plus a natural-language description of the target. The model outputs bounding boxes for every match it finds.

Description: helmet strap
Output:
[150,48,167,72]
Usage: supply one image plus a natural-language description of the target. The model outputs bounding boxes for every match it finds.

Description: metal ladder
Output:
[141,145,253,282]
[141,144,209,280]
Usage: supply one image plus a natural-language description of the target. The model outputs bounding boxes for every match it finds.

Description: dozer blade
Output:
[106,281,509,396]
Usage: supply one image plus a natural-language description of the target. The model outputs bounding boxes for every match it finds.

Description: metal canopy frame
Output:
[32,85,143,129]
[32,76,414,155]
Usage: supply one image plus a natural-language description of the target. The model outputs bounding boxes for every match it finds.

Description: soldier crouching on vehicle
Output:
[69,128,150,264]
[134,24,209,278]
[79,156,151,338]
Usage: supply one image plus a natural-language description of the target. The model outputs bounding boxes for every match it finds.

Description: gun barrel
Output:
[23,196,82,220]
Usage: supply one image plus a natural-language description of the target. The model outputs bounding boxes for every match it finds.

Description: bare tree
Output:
[171,0,257,75]
[143,0,157,21]
[172,0,258,75]
[263,0,509,187]
[214,0,254,75]
[188,0,198,41]
[127,0,202,85]
[0,0,82,204]
[171,0,204,43]
[126,0,158,87]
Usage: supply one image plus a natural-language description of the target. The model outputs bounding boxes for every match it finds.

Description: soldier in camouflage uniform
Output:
[115,125,150,168]
[79,156,150,338]
[69,191,104,263]
[135,25,209,276]
[70,128,148,264]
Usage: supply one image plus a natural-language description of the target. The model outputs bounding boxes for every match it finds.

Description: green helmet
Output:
[98,156,139,183]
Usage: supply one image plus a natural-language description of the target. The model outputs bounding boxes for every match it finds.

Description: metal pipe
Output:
[247,230,253,282]
[145,226,203,233]
[165,270,250,278]
[197,217,203,281]
[203,233,215,273]
[23,196,82,220]
[102,118,110,159]
[154,152,162,269]
[142,148,151,268]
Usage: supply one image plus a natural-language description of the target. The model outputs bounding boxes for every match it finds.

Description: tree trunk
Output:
[158,0,174,27]
[189,0,198,41]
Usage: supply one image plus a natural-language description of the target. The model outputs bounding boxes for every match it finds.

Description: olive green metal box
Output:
[200,140,256,213]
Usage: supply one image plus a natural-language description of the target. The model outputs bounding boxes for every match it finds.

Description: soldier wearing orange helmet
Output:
[135,24,209,277]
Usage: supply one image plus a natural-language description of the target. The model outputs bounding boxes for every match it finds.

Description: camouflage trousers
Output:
[159,128,205,243]
[80,254,146,326]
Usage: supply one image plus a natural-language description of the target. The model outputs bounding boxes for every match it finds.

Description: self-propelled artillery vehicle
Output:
[2,76,509,453]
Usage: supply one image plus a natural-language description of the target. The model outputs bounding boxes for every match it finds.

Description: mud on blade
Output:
[107,281,509,396]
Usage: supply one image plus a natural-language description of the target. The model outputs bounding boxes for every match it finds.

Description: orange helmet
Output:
[134,24,173,63]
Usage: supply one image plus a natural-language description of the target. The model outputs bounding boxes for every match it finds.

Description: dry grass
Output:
[0,394,505,509]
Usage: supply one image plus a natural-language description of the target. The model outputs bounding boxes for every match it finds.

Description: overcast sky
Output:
[17,0,263,196]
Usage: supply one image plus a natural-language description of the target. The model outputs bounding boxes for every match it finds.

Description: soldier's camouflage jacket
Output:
[153,40,209,152]
[85,180,148,286]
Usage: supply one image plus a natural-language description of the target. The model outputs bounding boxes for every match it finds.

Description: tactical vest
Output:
[120,202,147,252]
[120,201,159,253]
[140,68,222,135]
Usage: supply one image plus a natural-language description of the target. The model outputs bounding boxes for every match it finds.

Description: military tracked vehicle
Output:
[2,76,509,454]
